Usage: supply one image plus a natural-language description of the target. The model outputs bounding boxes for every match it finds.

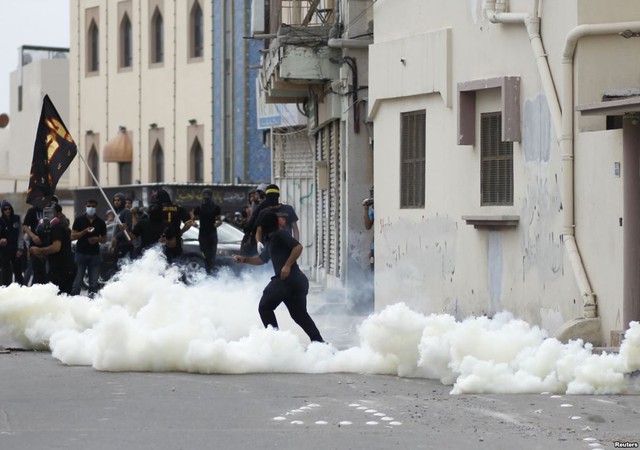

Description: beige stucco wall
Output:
[370,0,639,344]
[0,58,70,194]
[69,0,212,187]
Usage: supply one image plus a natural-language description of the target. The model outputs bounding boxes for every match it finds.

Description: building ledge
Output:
[462,215,519,229]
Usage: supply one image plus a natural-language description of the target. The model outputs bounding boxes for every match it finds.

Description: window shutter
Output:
[481,112,513,206]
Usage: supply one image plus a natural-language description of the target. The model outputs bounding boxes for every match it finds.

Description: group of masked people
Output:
[0,196,77,294]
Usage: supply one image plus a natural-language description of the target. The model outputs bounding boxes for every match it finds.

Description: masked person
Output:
[124,201,180,263]
[253,184,299,246]
[70,199,107,296]
[29,204,76,295]
[23,202,55,285]
[192,188,222,274]
[155,189,192,261]
[0,200,24,286]
[233,211,324,344]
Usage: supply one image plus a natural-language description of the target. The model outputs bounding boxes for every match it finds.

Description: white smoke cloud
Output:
[1,248,638,394]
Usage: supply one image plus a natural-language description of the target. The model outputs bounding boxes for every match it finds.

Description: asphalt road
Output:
[1,351,640,450]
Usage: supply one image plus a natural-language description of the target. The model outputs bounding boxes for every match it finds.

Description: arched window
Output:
[120,13,132,68]
[88,145,99,186]
[88,20,99,72]
[152,141,164,182]
[151,9,164,64]
[190,2,203,58]
[191,138,204,182]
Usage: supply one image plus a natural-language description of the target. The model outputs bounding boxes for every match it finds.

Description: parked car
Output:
[72,221,244,288]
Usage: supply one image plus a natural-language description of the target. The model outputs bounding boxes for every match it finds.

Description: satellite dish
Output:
[0,114,9,128]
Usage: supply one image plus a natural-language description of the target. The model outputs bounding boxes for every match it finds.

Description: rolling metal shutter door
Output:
[273,131,315,270]
[315,128,327,270]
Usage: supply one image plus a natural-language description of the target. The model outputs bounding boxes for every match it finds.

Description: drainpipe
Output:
[485,1,598,317]
[561,22,640,319]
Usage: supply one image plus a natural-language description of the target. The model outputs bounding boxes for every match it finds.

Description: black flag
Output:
[26,95,77,208]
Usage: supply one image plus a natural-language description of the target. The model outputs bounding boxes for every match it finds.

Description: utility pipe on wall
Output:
[484,0,596,317]
[561,22,640,319]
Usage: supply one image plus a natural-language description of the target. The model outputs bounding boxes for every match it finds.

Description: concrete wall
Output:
[0,58,70,193]
[369,0,640,343]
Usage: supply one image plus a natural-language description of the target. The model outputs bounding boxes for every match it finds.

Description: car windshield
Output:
[182,221,243,244]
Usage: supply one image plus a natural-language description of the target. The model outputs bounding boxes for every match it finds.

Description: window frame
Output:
[400,109,426,209]
[480,111,514,206]
[152,141,165,182]
[88,145,99,186]
[189,1,204,60]
[151,8,164,65]
[87,19,99,73]
[120,13,133,69]
[190,137,204,182]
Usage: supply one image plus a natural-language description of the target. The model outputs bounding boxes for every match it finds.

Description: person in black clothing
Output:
[108,192,133,260]
[23,202,54,285]
[124,201,179,261]
[154,189,192,261]
[233,211,324,344]
[70,199,107,296]
[29,204,76,295]
[192,188,222,274]
[253,184,299,245]
[0,200,24,286]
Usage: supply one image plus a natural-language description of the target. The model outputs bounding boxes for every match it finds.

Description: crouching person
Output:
[233,211,324,344]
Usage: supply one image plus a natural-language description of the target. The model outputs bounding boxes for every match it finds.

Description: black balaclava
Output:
[261,210,279,239]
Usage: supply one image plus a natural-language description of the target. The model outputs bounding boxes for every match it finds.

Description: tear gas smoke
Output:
[1,248,638,395]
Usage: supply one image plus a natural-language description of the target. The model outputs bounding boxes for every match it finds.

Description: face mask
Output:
[86,207,96,216]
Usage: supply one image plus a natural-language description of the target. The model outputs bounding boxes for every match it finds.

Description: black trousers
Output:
[0,251,24,286]
[49,266,76,295]
[258,272,324,343]
[31,254,48,285]
[199,232,218,274]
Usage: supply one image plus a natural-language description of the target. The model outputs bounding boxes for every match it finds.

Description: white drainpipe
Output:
[561,22,640,318]
[484,1,599,317]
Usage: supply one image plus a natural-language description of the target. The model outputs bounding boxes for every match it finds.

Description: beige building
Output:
[0,46,70,207]
[369,0,640,345]
[69,0,212,188]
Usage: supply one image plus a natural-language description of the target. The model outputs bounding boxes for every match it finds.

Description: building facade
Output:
[69,0,269,190]
[0,46,70,197]
[369,0,640,345]
[255,0,375,310]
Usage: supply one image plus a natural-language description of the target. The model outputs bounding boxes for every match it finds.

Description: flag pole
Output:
[75,148,131,240]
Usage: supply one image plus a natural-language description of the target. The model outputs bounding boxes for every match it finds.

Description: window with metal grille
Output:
[481,112,513,205]
[400,110,426,208]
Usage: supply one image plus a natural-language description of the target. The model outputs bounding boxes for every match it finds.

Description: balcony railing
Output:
[270,0,335,33]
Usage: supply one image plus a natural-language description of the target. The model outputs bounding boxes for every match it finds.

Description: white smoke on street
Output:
[1,248,638,395]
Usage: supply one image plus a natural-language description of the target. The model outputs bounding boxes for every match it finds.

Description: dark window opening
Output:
[400,110,426,209]
[121,14,132,68]
[152,9,164,64]
[191,2,204,58]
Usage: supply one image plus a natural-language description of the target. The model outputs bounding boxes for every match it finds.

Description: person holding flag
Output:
[23,95,77,287]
